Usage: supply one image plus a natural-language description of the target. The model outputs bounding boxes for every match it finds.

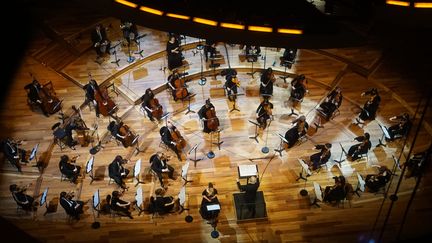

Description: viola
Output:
[39,81,62,114]
[205,108,219,132]
[149,97,163,120]
[94,86,117,117]
[118,124,139,148]
[170,127,186,151]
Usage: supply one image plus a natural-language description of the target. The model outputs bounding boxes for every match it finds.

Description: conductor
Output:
[236,175,260,216]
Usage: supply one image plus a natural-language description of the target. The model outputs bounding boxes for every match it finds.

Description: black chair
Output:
[52,122,67,151]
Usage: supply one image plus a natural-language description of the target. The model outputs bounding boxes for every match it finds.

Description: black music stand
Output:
[296,159,312,196]
[261,119,272,154]
[181,161,193,185]
[184,94,196,115]
[212,129,223,150]
[208,56,222,79]
[134,33,147,57]
[229,93,240,113]
[110,41,121,66]
[91,189,101,229]
[287,108,298,117]
[40,187,54,216]
[134,159,145,187]
[310,182,323,207]
[248,120,260,143]
[314,116,324,132]
[274,133,289,157]
[246,54,258,78]
[279,60,292,83]
[334,143,347,165]
[188,143,202,167]
[376,123,391,147]
[391,155,401,177]
[86,156,96,184]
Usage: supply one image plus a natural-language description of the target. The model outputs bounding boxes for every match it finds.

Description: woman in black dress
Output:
[200,183,220,220]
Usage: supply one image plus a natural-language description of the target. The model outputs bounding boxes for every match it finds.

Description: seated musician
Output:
[387,113,412,141]
[166,34,184,71]
[365,165,392,193]
[83,79,100,117]
[318,87,343,120]
[284,115,309,148]
[198,99,218,133]
[308,143,332,171]
[64,118,79,149]
[356,88,381,124]
[403,152,427,179]
[204,40,217,62]
[108,155,129,190]
[260,67,275,97]
[59,155,81,183]
[256,98,273,129]
[110,190,134,219]
[236,175,260,216]
[10,183,37,211]
[141,88,156,121]
[160,121,183,161]
[224,73,239,101]
[323,175,346,203]
[281,48,297,67]
[91,24,111,58]
[167,69,189,101]
[1,138,28,172]
[24,78,48,116]
[120,19,139,45]
[107,120,138,148]
[59,191,84,220]
[347,132,371,161]
[151,188,179,214]
[245,45,261,62]
[200,183,220,220]
[290,74,308,102]
[150,152,175,188]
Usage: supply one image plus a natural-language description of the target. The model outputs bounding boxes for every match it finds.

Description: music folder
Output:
[298,158,312,176]
[86,156,94,174]
[181,161,190,179]
[357,172,365,192]
[134,159,142,178]
[135,186,143,208]
[313,182,323,202]
[29,143,39,161]
[378,123,391,140]
[206,204,221,211]
[93,189,100,209]
[40,187,49,206]
[178,186,186,206]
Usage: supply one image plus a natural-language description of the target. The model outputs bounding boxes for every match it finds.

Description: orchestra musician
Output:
[120,19,138,45]
[403,152,427,179]
[59,155,81,183]
[150,152,175,188]
[224,73,240,101]
[108,155,130,190]
[365,165,392,193]
[323,175,346,203]
[63,118,79,149]
[107,120,139,148]
[167,69,190,101]
[284,115,309,148]
[245,45,261,62]
[10,183,38,211]
[1,138,28,172]
[24,78,48,116]
[110,190,134,219]
[347,132,371,161]
[83,78,100,117]
[200,183,220,220]
[159,121,184,161]
[256,98,274,129]
[198,99,219,133]
[59,191,84,220]
[387,113,412,141]
[151,188,179,214]
[260,67,275,97]
[141,88,163,121]
[236,175,260,216]
[204,40,217,62]
[356,88,381,124]
[318,87,343,120]
[290,74,308,102]
[91,24,111,57]
[308,143,332,171]
[166,34,184,71]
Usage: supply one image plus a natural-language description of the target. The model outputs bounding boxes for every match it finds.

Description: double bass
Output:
[39,81,62,114]
[149,97,163,120]
[90,74,117,117]
[205,108,219,132]
[118,123,139,148]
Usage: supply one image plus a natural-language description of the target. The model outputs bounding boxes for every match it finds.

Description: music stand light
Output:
[134,159,145,186]
[376,123,391,147]
[296,158,312,196]
[188,143,202,167]
[181,161,193,185]
[86,156,95,184]
[135,186,145,216]
[310,182,323,208]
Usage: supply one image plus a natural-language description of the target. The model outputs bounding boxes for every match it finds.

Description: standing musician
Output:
[83,78,100,117]
[236,175,260,216]
[166,34,184,71]
[284,115,309,148]
[107,120,139,148]
[91,24,111,57]
[150,152,175,188]
[1,138,28,172]
[167,69,190,101]
[59,191,84,220]
[256,98,273,130]
[141,88,163,121]
[10,183,38,211]
[120,19,138,45]
[347,132,371,161]
[160,121,184,161]
[245,45,261,62]
[108,155,129,190]
[84,76,117,118]
[387,113,412,141]
[260,67,276,97]
[308,143,332,171]
[356,88,381,124]
[290,74,308,102]
[224,73,240,101]
[198,99,219,133]
[318,87,343,120]
[59,155,81,183]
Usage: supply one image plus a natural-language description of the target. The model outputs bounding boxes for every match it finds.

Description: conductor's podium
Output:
[233,191,268,222]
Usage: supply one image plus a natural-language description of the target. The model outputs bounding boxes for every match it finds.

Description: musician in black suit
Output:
[59,191,84,220]
[10,184,37,211]
[387,113,412,141]
[91,24,111,57]
[236,175,260,216]
[309,143,332,170]
[166,34,183,71]
[198,99,217,133]
[290,74,307,102]
[160,121,182,161]
[256,98,273,129]
[59,155,81,183]
[284,115,309,148]
[110,190,133,219]
[365,166,392,192]
[107,120,126,147]
[24,79,49,116]
[260,67,275,97]
[347,133,371,161]
[151,188,178,214]
[150,152,175,187]
[120,19,139,45]
[108,155,129,190]
[323,175,346,203]
[204,40,217,62]
[245,45,261,62]
[319,87,343,120]
[357,88,381,123]
[141,88,155,121]
[83,79,100,117]
[281,48,297,67]
[1,138,27,172]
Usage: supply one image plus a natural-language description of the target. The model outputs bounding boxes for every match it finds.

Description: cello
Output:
[90,74,117,117]
[173,77,189,100]
[39,81,62,114]
[149,97,163,120]
[118,123,139,148]
[205,107,219,132]
[168,122,186,150]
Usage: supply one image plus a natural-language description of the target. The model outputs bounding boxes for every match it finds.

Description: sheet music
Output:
[178,186,186,206]
[40,187,48,206]
[29,143,39,161]
[298,159,312,176]
[181,162,190,179]
[93,189,100,208]
[134,159,141,178]
[357,172,365,192]
[86,156,94,173]
[206,204,221,211]
[238,164,258,177]
[313,182,323,201]
[135,186,143,207]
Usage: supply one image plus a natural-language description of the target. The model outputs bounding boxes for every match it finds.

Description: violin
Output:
[118,123,139,148]
[169,124,186,151]
[149,97,163,120]
[205,107,219,132]
[39,81,62,115]
[89,74,117,117]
